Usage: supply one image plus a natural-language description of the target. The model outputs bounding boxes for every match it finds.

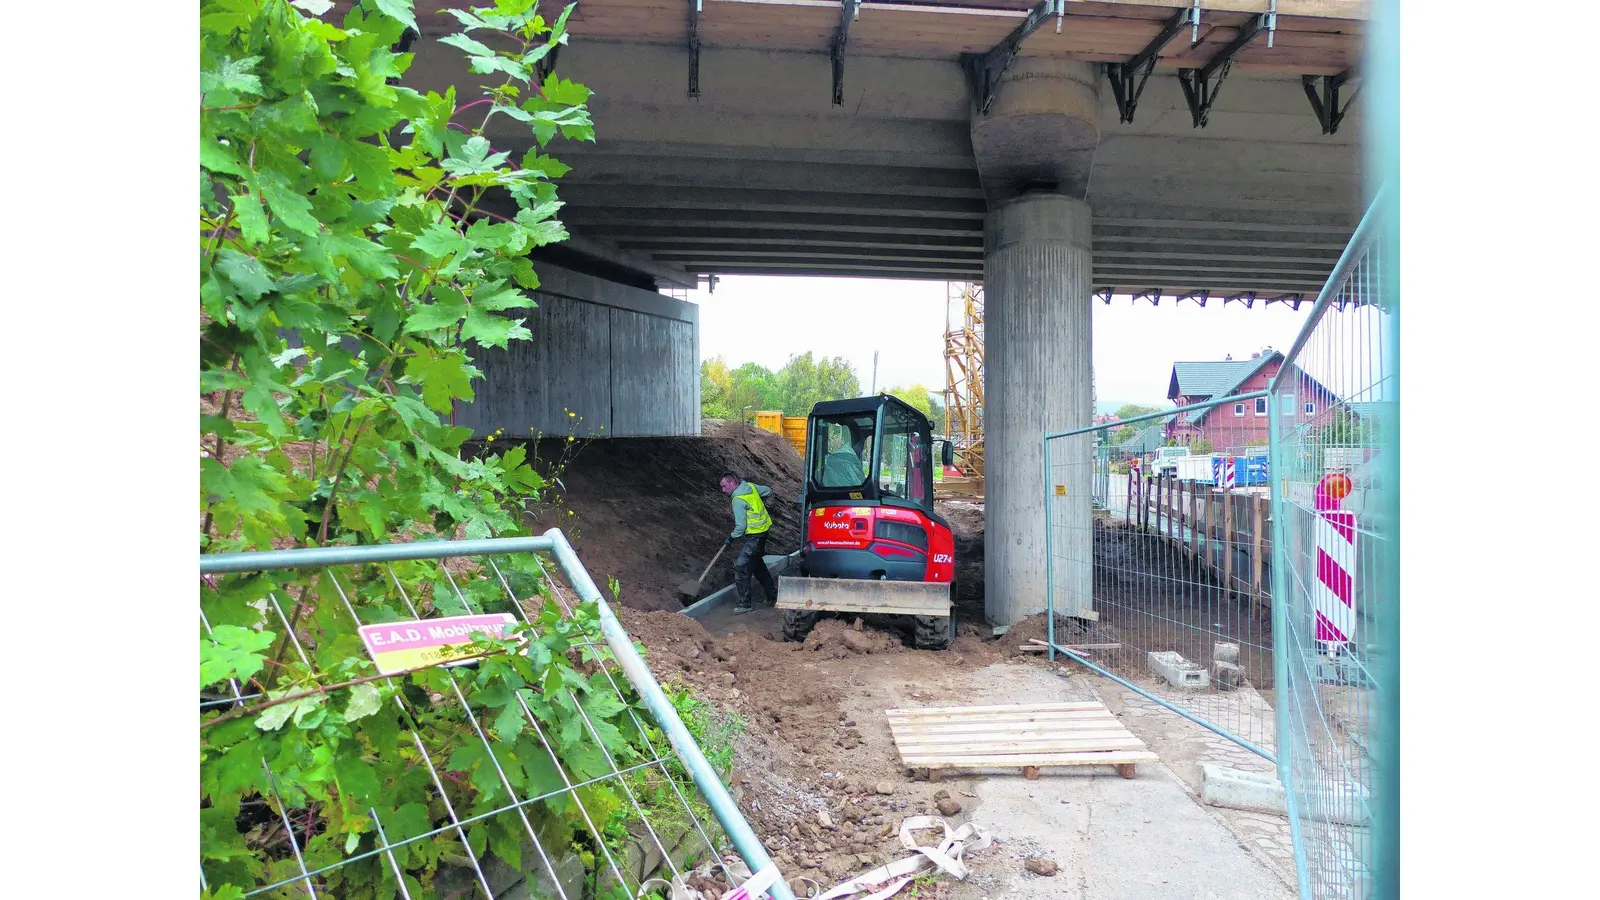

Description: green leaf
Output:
[439,33,496,58]
[441,136,509,176]
[411,222,470,260]
[373,0,418,32]
[240,383,288,438]
[200,625,277,688]
[541,74,592,107]
[581,691,627,722]
[230,194,270,245]
[473,283,532,313]
[387,802,432,841]
[255,701,297,731]
[461,308,527,350]
[290,0,333,15]
[405,349,476,411]
[257,173,321,236]
[344,683,384,721]
[493,700,526,741]
[293,695,328,729]
[403,287,467,333]
[334,753,382,804]
[510,258,541,289]
[214,249,277,301]
[202,55,264,96]
[347,141,395,193]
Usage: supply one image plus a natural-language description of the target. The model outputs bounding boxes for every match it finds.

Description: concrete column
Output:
[983,193,1094,625]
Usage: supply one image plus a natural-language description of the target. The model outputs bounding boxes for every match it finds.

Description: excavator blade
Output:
[775,576,952,618]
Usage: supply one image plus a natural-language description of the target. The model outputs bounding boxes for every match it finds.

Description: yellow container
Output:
[781,416,808,457]
[753,410,784,434]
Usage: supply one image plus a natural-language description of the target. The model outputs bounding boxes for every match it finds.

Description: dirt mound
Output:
[935,500,985,620]
[800,619,907,658]
[510,428,805,611]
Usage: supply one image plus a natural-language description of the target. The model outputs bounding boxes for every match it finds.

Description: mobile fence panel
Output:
[1267,190,1398,900]
[199,531,791,900]
[1046,400,1280,759]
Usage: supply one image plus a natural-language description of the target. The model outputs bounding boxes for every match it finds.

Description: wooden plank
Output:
[897,736,1149,754]
[888,701,1107,716]
[888,699,1158,774]
[890,722,1127,741]
[895,729,1140,746]
[889,715,1126,734]
[889,704,1126,717]
[1027,639,1123,651]
[906,750,1160,769]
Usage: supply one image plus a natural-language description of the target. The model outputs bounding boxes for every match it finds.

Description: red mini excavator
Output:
[777,394,958,650]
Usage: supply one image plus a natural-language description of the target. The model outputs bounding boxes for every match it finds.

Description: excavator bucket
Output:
[775,576,952,618]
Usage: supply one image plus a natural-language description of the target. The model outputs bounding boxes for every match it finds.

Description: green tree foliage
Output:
[699,357,733,416]
[1321,404,1376,447]
[699,353,861,418]
[776,352,860,415]
[886,383,943,431]
[1109,404,1163,444]
[199,4,702,896]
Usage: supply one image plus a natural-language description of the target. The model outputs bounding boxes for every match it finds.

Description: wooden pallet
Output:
[886,701,1158,779]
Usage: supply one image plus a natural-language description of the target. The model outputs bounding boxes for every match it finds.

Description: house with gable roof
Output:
[1164,350,1346,451]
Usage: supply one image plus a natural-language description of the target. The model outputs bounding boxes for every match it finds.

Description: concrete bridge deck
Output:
[400,0,1368,297]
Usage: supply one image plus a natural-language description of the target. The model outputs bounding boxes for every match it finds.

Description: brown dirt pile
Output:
[615,603,1054,884]
[508,422,805,611]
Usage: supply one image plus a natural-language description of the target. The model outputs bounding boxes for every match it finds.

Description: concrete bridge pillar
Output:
[971,60,1099,626]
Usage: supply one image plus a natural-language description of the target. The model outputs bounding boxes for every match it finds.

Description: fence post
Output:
[1251,493,1265,618]
[1223,483,1235,596]
[1143,475,1152,532]
[1189,479,1199,563]
[1205,486,1217,574]
[1178,478,1185,546]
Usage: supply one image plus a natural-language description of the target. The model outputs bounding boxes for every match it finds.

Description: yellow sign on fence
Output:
[1054,484,1067,496]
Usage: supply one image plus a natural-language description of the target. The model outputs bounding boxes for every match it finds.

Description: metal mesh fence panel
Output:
[1268,195,1397,900]
[199,534,791,900]
[1046,396,1281,758]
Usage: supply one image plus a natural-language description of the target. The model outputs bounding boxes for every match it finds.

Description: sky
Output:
[683,275,1311,411]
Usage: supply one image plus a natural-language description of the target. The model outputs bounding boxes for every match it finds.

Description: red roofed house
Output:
[1164,350,1344,451]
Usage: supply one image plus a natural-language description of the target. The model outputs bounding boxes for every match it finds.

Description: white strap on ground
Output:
[811,816,991,900]
[640,817,988,900]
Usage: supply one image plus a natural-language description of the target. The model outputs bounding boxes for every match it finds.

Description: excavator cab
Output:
[779,394,958,650]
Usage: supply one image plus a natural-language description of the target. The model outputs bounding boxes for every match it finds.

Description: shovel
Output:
[676,543,728,602]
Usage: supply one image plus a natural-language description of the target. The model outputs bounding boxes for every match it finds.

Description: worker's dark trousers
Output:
[733,532,777,608]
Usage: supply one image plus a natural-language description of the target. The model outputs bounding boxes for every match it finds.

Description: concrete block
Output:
[1213,641,1240,664]
[1148,651,1209,690]
[1212,660,1245,691]
[1202,765,1370,826]
[1202,765,1287,817]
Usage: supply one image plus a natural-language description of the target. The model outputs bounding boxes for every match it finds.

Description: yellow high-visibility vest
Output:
[736,485,772,534]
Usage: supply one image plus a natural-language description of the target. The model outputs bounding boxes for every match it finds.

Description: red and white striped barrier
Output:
[1313,473,1357,649]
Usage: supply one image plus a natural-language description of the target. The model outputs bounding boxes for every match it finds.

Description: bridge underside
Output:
[402,0,1367,299]
[395,0,1373,625]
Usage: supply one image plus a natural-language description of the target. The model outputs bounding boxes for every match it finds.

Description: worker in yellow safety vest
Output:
[720,471,778,615]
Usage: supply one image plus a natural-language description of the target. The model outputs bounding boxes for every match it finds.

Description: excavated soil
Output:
[510,435,1085,885]
[615,605,1066,887]
[487,422,808,612]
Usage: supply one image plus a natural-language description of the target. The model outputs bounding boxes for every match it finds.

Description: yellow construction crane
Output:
[942,281,984,479]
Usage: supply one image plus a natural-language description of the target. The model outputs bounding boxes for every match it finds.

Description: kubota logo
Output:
[822,521,851,531]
